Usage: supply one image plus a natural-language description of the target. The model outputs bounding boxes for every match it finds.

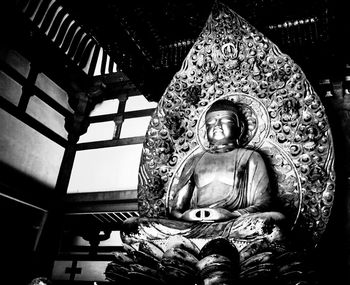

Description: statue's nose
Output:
[214,119,222,128]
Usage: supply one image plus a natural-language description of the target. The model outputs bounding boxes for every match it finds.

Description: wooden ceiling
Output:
[3,0,348,102]
[58,0,348,101]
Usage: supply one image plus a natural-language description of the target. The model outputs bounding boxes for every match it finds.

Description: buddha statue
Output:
[106,3,336,284]
[169,99,283,224]
[121,99,286,246]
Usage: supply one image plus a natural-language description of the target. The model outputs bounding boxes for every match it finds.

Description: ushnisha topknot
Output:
[205,99,240,115]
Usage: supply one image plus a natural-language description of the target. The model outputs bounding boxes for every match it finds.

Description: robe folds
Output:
[171,148,272,216]
[122,149,286,246]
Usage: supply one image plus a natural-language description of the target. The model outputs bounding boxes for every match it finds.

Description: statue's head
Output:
[205,99,246,150]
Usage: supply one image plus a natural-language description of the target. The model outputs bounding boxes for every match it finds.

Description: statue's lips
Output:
[213,129,223,135]
[213,130,225,139]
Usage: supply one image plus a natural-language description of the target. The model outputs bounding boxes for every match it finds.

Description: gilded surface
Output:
[137,2,335,244]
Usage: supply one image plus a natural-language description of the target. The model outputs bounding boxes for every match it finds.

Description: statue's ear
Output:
[236,115,247,146]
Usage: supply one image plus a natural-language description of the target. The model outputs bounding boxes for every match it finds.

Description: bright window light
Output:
[0,109,64,189]
[0,48,30,78]
[67,144,143,193]
[120,116,151,138]
[125,95,157,112]
[0,71,22,106]
[78,121,115,143]
[90,98,119,117]
[27,95,68,139]
[35,73,73,113]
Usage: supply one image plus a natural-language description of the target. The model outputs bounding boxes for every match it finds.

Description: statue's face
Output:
[205,110,238,147]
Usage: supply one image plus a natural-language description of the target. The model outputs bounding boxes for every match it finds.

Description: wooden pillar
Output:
[113,93,127,139]
[32,80,106,278]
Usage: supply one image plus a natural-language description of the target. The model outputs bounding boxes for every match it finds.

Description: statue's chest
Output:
[194,152,238,186]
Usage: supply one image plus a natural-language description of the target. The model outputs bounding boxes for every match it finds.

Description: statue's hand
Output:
[181,208,240,222]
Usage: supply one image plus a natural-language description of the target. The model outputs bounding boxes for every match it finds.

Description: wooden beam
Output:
[89,108,155,123]
[76,136,144,150]
[33,85,72,118]
[56,252,117,260]
[64,202,138,213]
[0,161,54,208]
[65,190,137,203]
[64,190,138,213]
[0,96,68,148]
[94,72,147,100]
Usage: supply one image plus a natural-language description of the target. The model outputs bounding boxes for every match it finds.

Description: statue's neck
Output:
[209,143,236,153]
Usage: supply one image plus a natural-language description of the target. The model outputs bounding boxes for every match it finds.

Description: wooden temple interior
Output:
[0,0,349,284]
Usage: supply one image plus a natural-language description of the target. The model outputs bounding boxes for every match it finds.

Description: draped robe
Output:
[174,148,272,216]
[121,149,285,245]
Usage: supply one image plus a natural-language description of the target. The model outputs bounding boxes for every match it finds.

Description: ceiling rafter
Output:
[19,0,119,77]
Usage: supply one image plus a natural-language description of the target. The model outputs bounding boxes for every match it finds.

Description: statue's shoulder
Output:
[174,150,207,188]
[234,148,264,161]
[182,149,207,170]
[234,148,256,155]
